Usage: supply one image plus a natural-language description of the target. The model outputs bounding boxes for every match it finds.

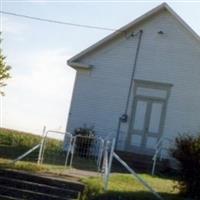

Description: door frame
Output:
[125,79,173,154]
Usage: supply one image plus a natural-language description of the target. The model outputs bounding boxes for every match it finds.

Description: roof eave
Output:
[164,3,200,41]
[67,60,93,69]
[67,3,200,67]
[66,3,167,65]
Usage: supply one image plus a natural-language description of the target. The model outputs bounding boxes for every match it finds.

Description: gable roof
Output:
[68,3,200,69]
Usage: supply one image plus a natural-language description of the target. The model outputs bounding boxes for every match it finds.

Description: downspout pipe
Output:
[115,30,143,149]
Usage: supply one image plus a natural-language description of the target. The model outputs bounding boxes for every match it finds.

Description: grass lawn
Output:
[0,128,98,170]
[0,157,184,200]
[0,128,184,200]
[0,157,183,200]
[0,158,71,174]
[81,173,184,200]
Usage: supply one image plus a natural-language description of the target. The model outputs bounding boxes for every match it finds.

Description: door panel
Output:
[131,135,142,146]
[129,97,165,151]
[146,137,158,149]
[129,98,148,148]
[148,102,163,134]
[133,100,147,130]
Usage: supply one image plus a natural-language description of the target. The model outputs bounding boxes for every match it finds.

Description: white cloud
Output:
[1,16,28,39]
[11,49,74,97]
[2,48,76,134]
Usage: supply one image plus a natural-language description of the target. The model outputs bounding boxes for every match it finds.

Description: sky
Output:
[0,0,200,135]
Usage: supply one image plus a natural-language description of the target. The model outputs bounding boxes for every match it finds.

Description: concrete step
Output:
[0,185,73,200]
[117,151,154,162]
[0,169,84,200]
[0,194,25,200]
[0,177,79,199]
[0,169,84,192]
[114,151,169,173]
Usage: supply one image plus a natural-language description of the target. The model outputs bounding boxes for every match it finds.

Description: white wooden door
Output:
[129,97,164,151]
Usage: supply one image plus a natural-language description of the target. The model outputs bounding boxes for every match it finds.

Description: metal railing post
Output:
[37,126,46,165]
[97,138,104,171]
[64,134,73,168]
[69,136,76,168]
[104,138,115,191]
[40,129,48,165]
[152,150,159,176]
[103,140,109,190]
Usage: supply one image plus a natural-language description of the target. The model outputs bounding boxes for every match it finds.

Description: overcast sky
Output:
[1,0,200,135]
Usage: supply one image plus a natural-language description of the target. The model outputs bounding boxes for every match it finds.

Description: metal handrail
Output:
[151,137,173,175]
[114,152,163,200]
[12,126,46,164]
[12,144,41,164]
[102,139,115,191]
[101,138,163,199]
[39,129,73,165]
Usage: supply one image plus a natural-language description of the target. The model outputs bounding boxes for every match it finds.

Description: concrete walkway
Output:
[40,168,101,183]
[64,168,101,178]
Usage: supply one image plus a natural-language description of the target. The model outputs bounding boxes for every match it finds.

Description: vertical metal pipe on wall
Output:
[115,30,143,149]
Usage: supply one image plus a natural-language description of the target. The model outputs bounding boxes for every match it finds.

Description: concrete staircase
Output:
[0,169,84,200]
[115,151,170,173]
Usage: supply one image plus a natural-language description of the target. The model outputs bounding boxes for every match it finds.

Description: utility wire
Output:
[0,10,117,32]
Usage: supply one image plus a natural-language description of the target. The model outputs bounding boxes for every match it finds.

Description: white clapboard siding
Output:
[67,9,200,151]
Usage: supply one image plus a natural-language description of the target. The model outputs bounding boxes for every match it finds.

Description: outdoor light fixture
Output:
[120,114,128,123]
[158,30,164,34]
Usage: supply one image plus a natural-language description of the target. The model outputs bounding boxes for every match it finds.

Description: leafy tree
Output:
[0,33,11,95]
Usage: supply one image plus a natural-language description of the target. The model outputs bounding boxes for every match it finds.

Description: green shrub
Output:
[74,125,95,137]
[171,134,200,199]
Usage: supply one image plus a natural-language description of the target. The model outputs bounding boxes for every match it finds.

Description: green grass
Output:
[0,158,46,172]
[0,128,183,199]
[81,173,183,200]
[0,128,65,164]
[0,128,41,160]
[0,128,42,147]
[0,128,99,172]
[0,157,70,174]
[0,128,101,171]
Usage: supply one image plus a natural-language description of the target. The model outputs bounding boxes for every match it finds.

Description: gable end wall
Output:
[67,10,200,151]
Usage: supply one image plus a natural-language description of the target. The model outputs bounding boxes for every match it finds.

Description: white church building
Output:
[66,3,200,157]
